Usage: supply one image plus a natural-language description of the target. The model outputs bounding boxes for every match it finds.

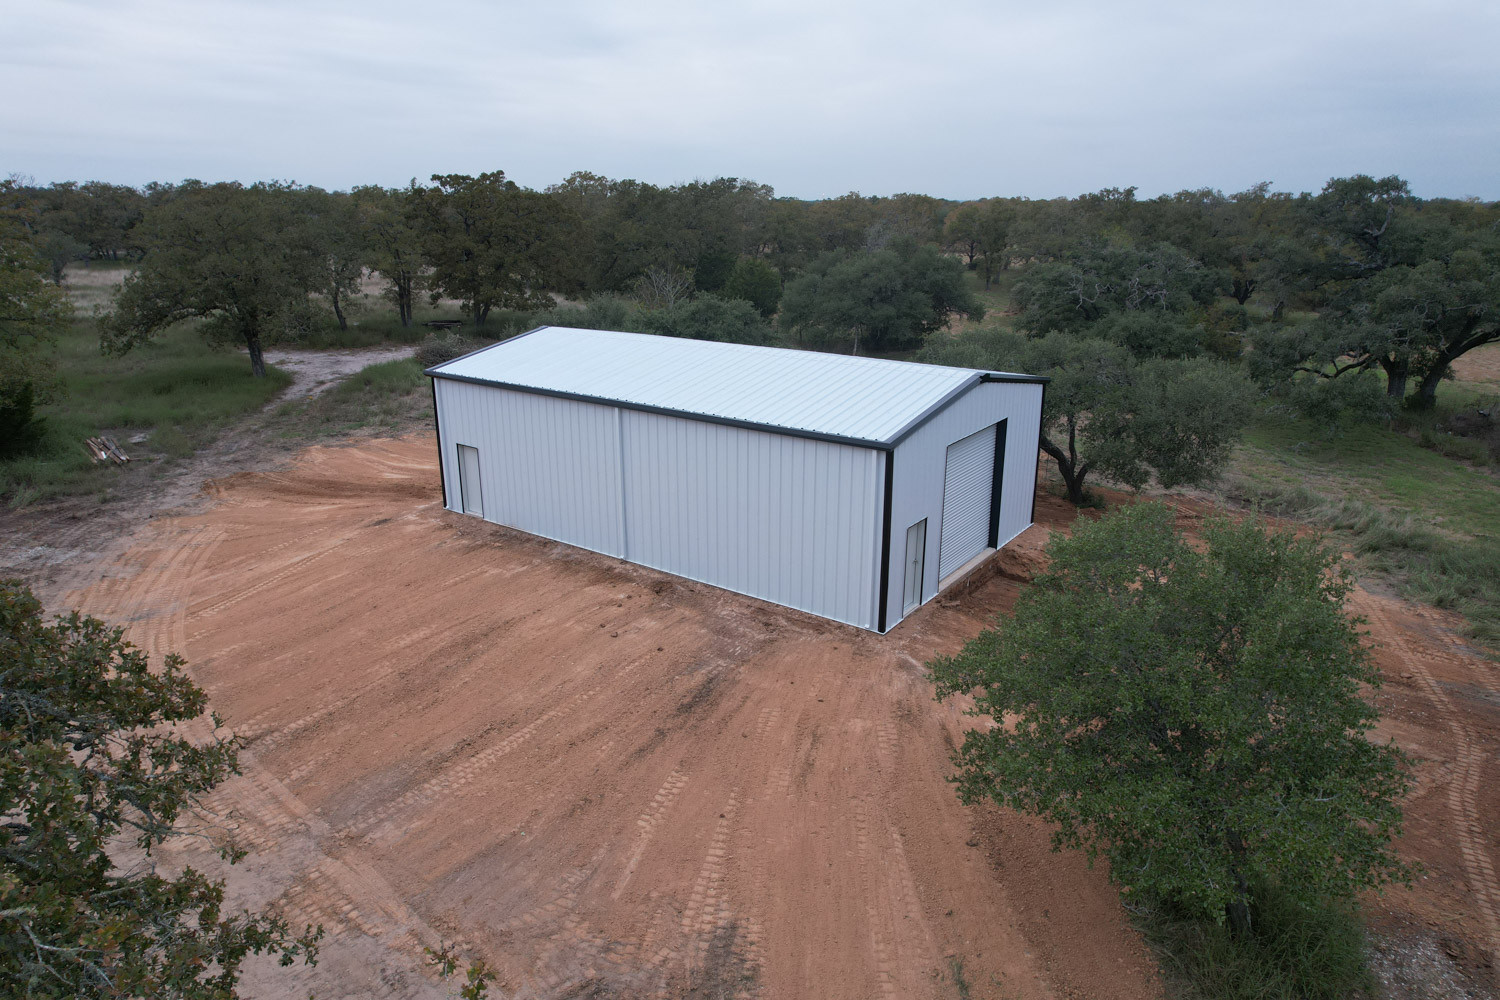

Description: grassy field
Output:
[1226,379,1500,646]
[1,320,291,505]
[266,357,431,440]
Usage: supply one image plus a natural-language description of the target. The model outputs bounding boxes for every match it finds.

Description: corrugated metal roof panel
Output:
[429,327,1039,446]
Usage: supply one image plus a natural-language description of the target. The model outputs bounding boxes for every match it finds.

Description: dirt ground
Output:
[1452,342,1500,393]
[6,435,1499,998]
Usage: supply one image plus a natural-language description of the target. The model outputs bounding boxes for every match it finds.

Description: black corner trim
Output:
[877,450,895,633]
[988,418,1008,548]
[431,379,447,508]
[1030,379,1047,528]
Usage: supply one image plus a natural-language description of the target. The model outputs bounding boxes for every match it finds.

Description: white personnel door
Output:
[457,444,484,516]
[937,425,996,580]
[903,519,927,614]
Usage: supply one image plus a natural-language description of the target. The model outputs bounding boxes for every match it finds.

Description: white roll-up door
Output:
[938,425,996,579]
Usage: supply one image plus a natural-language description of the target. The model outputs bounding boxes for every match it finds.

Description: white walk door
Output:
[903,519,927,614]
[937,424,996,580]
[457,444,484,516]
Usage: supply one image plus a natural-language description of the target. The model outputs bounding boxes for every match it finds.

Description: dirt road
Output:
[63,437,1158,999]
[24,434,1500,998]
[0,345,412,608]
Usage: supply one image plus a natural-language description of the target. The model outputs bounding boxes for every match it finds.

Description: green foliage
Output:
[0,382,46,459]
[0,321,291,503]
[0,579,321,997]
[417,172,576,327]
[779,241,982,354]
[101,181,326,377]
[1090,311,1207,359]
[352,184,427,328]
[1013,242,1224,335]
[1254,175,1500,408]
[922,328,1254,504]
[639,294,772,344]
[532,295,638,332]
[932,503,1413,930]
[1275,371,1396,433]
[944,200,1015,288]
[299,188,363,332]
[721,256,782,318]
[0,190,71,448]
[269,358,429,440]
[0,198,73,352]
[693,248,737,293]
[1136,885,1373,1000]
[426,944,494,1000]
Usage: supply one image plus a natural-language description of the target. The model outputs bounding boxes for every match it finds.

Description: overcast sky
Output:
[5,0,1498,200]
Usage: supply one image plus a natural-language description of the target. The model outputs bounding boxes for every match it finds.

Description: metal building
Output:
[426,326,1046,632]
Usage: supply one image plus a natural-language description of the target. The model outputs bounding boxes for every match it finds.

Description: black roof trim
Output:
[979,371,1051,385]
[421,325,550,376]
[426,327,1050,450]
[884,372,1047,449]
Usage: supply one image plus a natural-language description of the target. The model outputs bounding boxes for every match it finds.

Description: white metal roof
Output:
[428,326,1042,446]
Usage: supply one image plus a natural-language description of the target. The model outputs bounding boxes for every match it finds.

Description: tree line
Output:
[4,171,1498,496]
[9,171,1496,390]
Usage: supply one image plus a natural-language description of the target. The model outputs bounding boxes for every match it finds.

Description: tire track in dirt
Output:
[74,515,453,998]
[185,530,362,623]
[346,678,612,842]
[853,798,901,1000]
[1358,592,1500,959]
[615,770,691,899]
[44,436,1168,1000]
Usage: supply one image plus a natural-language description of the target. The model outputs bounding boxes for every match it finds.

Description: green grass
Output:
[1,321,291,503]
[1230,395,1500,647]
[1134,888,1374,1000]
[959,267,1020,332]
[284,316,433,350]
[1238,414,1500,541]
[267,357,430,440]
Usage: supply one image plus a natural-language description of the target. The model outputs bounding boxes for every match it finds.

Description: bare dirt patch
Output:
[1454,343,1500,393]
[56,437,1158,1000]
[14,437,1499,998]
[264,345,415,398]
[0,345,413,606]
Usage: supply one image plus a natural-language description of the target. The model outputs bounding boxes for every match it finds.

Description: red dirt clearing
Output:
[58,437,1500,998]
[67,437,1156,1000]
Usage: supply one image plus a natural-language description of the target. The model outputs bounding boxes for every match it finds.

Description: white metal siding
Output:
[621,410,882,629]
[434,378,885,630]
[435,379,625,557]
[883,381,1043,629]
[937,425,996,579]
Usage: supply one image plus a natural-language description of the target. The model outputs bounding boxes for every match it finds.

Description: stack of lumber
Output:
[84,436,130,465]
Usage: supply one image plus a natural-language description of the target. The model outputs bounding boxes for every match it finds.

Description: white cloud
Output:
[3,0,1497,198]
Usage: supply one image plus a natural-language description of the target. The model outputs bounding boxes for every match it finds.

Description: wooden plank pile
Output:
[84,436,130,465]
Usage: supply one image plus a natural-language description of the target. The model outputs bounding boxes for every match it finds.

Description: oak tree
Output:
[101,182,324,377]
[0,579,321,997]
[931,503,1412,934]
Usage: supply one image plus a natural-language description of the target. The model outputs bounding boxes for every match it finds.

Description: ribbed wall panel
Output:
[435,380,625,557]
[620,410,881,630]
[434,379,884,630]
[884,381,1043,629]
